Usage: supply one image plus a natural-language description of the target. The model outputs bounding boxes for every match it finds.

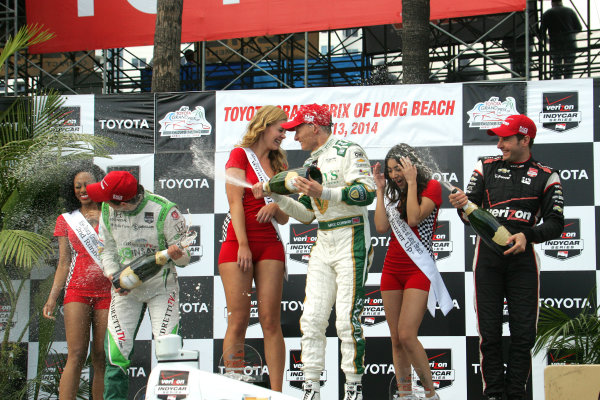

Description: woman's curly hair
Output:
[60,161,105,212]
[237,105,288,173]
[384,143,433,220]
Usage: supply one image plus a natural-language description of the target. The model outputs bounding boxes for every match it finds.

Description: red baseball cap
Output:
[87,171,138,203]
[487,114,537,139]
[281,104,332,131]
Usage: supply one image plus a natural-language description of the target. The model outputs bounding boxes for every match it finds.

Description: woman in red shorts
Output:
[43,162,111,400]
[218,105,289,391]
[373,144,443,400]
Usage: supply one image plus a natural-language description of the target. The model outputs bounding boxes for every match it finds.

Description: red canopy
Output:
[27,0,525,54]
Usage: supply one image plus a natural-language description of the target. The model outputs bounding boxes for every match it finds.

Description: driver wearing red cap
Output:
[449,114,564,400]
[87,170,191,400]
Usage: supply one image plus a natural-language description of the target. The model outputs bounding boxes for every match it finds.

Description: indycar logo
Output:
[287,224,317,265]
[361,287,386,326]
[432,221,453,261]
[541,219,583,260]
[539,92,581,132]
[417,349,455,390]
[286,349,327,389]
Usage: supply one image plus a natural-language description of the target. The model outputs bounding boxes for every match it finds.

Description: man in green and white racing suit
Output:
[87,171,191,400]
[253,104,375,400]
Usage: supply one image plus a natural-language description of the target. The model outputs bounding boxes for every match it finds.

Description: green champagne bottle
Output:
[112,231,197,291]
[263,165,322,195]
[461,200,513,255]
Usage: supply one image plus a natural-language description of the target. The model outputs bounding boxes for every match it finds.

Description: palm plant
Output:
[533,290,600,365]
[0,24,111,399]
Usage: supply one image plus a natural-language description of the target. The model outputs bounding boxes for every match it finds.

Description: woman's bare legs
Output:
[219,262,254,372]
[383,288,437,398]
[59,302,92,400]
[91,307,108,399]
[254,259,285,391]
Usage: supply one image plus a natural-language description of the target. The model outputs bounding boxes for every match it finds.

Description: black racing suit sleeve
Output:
[520,172,565,244]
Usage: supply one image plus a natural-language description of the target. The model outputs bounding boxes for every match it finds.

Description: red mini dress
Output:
[380,179,442,291]
[218,147,285,264]
[54,214,111,309]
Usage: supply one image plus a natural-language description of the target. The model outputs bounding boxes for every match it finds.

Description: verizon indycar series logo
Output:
[286,349,326,389]
[432,221,452,261]
[159,105,212,137]
[156,370,190,397]
[287,224,317,264]
[57,106,82,133]
[362,287,386,326]
[539,92,581,132]
[418,349,455,390]
[541,219,583,260]
[466,96,519,130]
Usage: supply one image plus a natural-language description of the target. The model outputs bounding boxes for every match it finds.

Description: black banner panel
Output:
[17,79,599,400]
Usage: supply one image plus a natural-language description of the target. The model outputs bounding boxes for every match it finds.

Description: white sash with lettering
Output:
[62,210,102,266]
[385,197,453,317]
[243,147,287,278]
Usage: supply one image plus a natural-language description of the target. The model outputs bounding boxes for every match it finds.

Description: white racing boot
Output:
[302,380,320,400]
[343,382,363,400]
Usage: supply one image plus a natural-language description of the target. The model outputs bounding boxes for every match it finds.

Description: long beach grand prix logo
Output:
[158,105,212,138]
[287,224,318,264]
[541,219,583,260]
[539,92,581,132]
[466,96,519,130]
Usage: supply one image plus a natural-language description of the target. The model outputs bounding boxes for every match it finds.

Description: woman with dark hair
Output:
[218,105,289,391]
[43,161,111,400]
[373,144,451,400]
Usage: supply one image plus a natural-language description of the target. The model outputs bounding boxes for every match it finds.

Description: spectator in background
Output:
[541,0,582,79]
[181,49,196,66]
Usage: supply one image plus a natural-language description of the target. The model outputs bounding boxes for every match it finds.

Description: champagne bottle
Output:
[453,190,513,255]
[263,165,322,195]
[112,231,197,291]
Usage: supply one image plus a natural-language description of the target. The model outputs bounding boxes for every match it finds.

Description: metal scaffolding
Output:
[1,0,599,95]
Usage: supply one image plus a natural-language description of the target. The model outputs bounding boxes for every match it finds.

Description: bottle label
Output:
[119,267,142,290]
[155,250,169,265]
[492,226,512,246]
[463,202,477,215]
[284,171,299,193]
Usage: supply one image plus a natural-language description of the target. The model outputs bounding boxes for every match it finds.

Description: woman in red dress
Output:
[373,144,442,400]
[43,162,111,400]
[218,105,289,391]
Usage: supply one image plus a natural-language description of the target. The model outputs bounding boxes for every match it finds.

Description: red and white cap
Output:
[280,103,332,131]
[87,171,138,203]
[487,114,537,139]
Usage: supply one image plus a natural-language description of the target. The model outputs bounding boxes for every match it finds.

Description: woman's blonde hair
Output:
[238,105,288,173]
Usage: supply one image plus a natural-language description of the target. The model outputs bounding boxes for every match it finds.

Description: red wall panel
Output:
[26,0,525,54]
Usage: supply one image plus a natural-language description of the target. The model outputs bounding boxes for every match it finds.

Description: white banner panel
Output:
[215,84,463,153]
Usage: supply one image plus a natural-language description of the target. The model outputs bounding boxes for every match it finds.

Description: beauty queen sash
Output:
[243,147,287,279]
[62,210,102,266]
[384,197,453,317]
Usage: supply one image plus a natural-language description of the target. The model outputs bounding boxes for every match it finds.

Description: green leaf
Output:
[0,230,52,269]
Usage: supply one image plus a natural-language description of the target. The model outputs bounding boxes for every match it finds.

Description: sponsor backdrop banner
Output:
[26,0,526,54]
[9,78,598,400]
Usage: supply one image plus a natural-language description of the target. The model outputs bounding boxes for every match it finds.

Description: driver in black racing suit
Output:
[449,114,564,400]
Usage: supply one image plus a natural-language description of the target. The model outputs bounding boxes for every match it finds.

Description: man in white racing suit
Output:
[253,104,375,400]
[87,171,191,400]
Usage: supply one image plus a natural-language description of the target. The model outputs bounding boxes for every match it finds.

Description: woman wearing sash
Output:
[373,144,449,400]
[43,162,111,400]
[218,105,289,391]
